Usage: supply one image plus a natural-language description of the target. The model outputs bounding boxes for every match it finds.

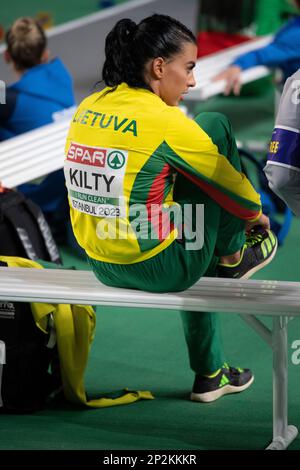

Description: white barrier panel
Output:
[0,119,71,188]
[185,35,273,101]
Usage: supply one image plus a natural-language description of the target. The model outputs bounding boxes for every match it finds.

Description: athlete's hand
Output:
[212,65,242,96]
[246,213,270,232]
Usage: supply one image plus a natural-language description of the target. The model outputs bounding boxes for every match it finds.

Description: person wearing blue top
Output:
[214,0,300,95]
[0,17,77,246]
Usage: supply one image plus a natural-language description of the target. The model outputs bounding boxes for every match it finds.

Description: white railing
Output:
[186,35,273,101]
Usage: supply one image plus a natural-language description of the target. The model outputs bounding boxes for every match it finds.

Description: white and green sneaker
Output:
[191,363,254,403]
[218,227,278,280]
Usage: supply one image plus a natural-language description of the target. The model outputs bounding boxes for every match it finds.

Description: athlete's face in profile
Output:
[152,41,197,106]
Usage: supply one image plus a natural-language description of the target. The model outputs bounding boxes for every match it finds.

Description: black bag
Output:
[0,261,61,413]
[0,188,61,264]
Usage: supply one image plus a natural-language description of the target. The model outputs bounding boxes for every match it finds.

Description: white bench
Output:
[0,119,71,188]
[0,266,298,450]
[186,35,273,101]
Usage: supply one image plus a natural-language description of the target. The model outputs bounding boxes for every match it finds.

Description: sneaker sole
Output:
[240,238,278,280]
[190,375,254,403]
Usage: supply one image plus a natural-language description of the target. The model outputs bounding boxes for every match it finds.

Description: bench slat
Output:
[0,120,70,187]
[0,267,298,316]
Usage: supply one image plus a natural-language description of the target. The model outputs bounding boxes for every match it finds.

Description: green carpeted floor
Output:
[1,85,300,451]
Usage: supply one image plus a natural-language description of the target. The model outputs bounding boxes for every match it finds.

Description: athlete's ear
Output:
[40,48,49,64]
[151,57,165,79]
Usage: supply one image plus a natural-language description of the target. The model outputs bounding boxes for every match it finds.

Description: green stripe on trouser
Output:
[88,112,246,375]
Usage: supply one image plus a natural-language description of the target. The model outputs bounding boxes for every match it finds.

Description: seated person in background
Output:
[64,14,278,403]
[0,17,76,245]
[264,68,300,217]
[213,0,300,95]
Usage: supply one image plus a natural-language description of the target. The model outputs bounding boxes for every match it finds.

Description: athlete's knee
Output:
[195,112,234,155]
[194,112,232,138]
[193,112,240,165]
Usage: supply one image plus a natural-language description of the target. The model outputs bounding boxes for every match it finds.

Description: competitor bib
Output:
[64,142,128,218]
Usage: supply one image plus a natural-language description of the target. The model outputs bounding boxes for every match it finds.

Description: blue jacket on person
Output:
[233,16,300,82]
[0,57,76,218]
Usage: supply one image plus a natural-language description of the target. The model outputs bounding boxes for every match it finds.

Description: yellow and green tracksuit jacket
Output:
[64,83,261,265]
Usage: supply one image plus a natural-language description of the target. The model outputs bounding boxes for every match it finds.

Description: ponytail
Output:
[102,18,145,88]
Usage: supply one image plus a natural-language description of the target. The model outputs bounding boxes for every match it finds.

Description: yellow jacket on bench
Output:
[0,256,153,408]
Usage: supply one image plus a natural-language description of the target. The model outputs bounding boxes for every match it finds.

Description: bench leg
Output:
[266,316,298,450]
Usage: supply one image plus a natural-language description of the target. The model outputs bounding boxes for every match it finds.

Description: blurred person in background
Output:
[264,68,300,216]
[0,17,79,249]
[213,0,300,95]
